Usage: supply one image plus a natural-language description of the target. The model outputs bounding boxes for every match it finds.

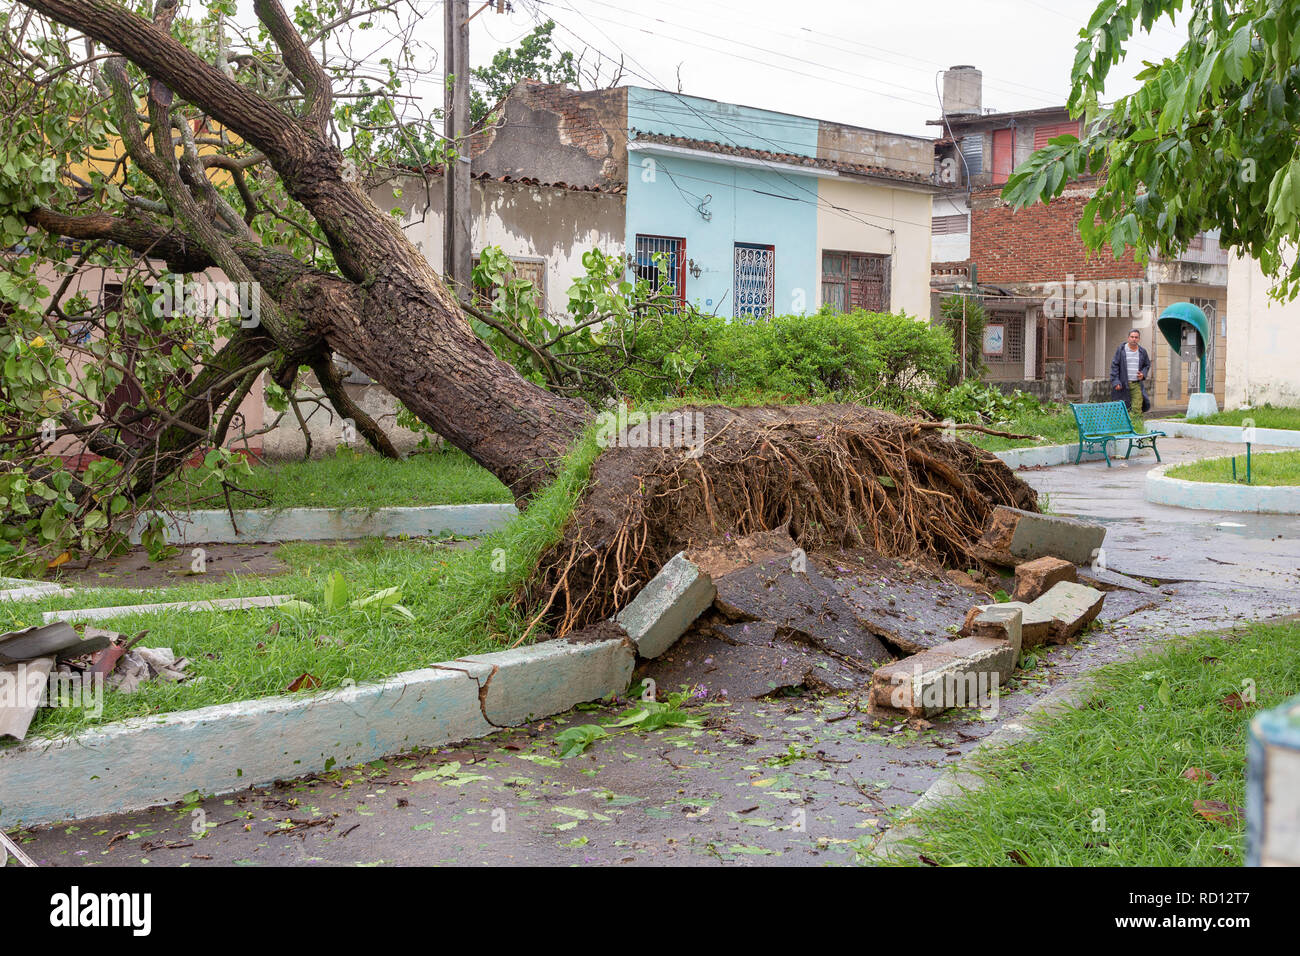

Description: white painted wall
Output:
[931,193,970,263]
[1225,252,1300,409]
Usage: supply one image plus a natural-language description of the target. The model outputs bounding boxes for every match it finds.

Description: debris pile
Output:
[0,622,191,742]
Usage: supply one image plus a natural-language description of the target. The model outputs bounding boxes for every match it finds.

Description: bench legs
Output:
[1077,438,1115,466]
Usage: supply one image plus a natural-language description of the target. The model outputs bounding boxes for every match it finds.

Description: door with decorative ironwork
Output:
[734,242,775,321]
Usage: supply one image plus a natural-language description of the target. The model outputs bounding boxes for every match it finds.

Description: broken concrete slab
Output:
[640,619,860,700]
[1012,556,1077,603]
[958,605,1022,662]
[978,506,1106,566]
[1030,580,1106,643]
[0,578,74,602]
[1078,565,1161,595]
[965,601,1052,649]
[614,552,715,660]
[833,551,982,654]
[869,636,1017,717]
[713,555,891,667]
[42,594,294,624]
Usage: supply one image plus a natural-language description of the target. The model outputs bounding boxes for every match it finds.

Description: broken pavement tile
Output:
[957,604,1022,661]
[965,601,1052,649]
[1028,580,1106,643]
[712,555,890,667]
[1011,556,1077,603]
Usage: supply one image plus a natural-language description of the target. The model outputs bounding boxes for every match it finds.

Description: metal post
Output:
[444,0,472,298]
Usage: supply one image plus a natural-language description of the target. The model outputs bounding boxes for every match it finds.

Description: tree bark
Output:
[18,0,593,498]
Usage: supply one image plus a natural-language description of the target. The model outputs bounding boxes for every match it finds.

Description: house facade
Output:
[467,81,938,319]
[1224,253,1300,409]
[931,66,1229,409]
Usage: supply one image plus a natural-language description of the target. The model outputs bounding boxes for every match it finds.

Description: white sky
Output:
[447,0,1189,137]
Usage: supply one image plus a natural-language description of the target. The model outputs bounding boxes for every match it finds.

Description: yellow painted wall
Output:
[814,178,932,318]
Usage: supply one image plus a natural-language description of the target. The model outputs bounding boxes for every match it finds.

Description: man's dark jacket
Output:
[1110,343,1152,412]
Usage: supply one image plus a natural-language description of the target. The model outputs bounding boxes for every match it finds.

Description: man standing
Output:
[1110,329,1152,426]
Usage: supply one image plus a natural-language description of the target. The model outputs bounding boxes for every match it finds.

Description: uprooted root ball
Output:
[521,404,1037,640]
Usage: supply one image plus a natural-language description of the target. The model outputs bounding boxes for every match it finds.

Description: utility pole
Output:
[444,0,472,298]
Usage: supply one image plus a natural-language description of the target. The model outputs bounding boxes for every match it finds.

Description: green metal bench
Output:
[1069,401,1165,466]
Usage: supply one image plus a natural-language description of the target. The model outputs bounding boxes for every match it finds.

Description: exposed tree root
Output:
[522,404,1037,640]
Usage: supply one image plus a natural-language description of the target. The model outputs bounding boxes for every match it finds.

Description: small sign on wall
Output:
[983,323,1005,356]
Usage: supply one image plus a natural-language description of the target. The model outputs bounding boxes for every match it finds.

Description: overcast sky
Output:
[439,0,1189,137]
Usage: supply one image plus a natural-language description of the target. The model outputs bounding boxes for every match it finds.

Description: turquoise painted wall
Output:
[625,88,820,317]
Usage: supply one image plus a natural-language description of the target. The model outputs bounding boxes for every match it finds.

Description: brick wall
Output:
[970,183,1143,285]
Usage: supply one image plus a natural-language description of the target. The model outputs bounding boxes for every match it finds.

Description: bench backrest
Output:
[1070,400,1133,435]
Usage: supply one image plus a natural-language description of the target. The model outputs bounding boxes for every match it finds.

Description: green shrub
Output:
[588,307,956,412]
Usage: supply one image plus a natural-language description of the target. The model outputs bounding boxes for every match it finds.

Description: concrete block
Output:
[615,552,715,659]
[973,601,1053,648]
[978,506,1106,565]
[1012,556,1077,603]
[870,636,1017,717]
[456,637,635,726]
[1248,693,1300,866]
[1029,581,1105,643]
[958,605,1022,662]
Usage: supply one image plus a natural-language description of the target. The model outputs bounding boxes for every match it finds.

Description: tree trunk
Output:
[20,0,593,499]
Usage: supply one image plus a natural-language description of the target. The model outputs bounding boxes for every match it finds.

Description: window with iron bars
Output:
[633,235,686,307]
[734,242,775,320]
[822,251,890,313]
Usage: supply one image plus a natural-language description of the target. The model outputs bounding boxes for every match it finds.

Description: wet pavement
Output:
[10,437,1300,866]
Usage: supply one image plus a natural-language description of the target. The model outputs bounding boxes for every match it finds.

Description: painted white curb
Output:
[0,636,634,826]
[42,594,295,624]
[991,443,1124,468]
[1145,454,1300,514]
[1148,419,1300,447]
[128,503,519,545]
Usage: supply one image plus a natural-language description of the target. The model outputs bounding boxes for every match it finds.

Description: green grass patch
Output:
[5,432,602,740]
[1167,450,1300,486]
[889,620,1300,866]
[1168,403,1300,430]
[153,446,511,511]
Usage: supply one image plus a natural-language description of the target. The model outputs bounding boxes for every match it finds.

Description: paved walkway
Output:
[10,439,1300,867]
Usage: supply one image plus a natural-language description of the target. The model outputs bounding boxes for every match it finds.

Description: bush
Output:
[591,307,956,412]
[924,379,1047,425]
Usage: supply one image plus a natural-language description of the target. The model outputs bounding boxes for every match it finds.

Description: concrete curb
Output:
[128,503,519,545]
[41,594,294,624]
[1145,453,1300,514]
[991,444,1111,469]
[0,635,635,826]
[1148,419,1300,447]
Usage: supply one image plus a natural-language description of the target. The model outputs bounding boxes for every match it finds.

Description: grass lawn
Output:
[1169,403,1300,430]
[153,446,512,511]
[3,433,600,740]
[1167,449,1300,485]
[960,407,1081,452]
[887,619,1300,866]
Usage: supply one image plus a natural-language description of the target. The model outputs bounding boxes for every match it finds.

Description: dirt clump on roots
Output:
[523,404,1037,640]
